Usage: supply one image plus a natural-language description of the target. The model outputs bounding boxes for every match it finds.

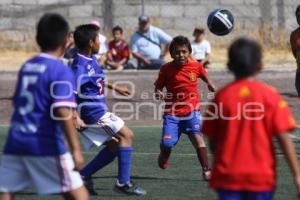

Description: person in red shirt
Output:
[202,37,300,200]
[154,35,216,181]
[106,26,131,71]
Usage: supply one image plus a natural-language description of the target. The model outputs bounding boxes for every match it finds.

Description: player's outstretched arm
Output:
[277,133,300,198]
[55,107,84,171]
[200,75,216,92]
[106,82,131,96]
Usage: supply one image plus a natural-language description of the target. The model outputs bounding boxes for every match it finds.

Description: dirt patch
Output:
[0,50,36,71]
[0,49,296,71]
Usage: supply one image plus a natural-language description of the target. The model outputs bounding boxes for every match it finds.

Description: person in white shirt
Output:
[191,27,211,68]
[91,20,109,64]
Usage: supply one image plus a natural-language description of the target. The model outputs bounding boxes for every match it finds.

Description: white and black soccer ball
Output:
[207,9,234,36]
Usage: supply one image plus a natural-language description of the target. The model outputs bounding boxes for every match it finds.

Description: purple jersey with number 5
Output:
[70,53,106,124]
[4,53,77,156]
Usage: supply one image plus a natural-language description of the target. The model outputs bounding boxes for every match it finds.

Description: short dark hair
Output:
[228,37,262,78]
[296,5,300,15]
[74,24,100,50]
[193,27,205,36]
[169,35,192,55]
[112,25,123,34]
[36,13,69,51]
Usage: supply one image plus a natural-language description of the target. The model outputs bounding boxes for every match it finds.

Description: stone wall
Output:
[0,0,298,50]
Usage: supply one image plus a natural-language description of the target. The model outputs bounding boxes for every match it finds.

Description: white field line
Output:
[0,125,300,157]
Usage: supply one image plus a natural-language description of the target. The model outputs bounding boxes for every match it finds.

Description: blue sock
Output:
[80,146,116,178]
[117,146,133,184]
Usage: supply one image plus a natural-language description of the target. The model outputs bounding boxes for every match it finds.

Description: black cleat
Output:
[82,176,98,196]
[115,180,147,196]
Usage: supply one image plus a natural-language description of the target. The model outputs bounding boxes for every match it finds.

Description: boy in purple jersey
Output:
[0,14,88,200]
[70,24,146,196]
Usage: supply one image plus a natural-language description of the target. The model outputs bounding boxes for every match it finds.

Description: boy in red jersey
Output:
[202,37,300,200]
[154,35,215,181]
[106,26,131,71]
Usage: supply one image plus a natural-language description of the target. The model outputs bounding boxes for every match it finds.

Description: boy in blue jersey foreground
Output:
[0,13,88,200]
[71,24,146,196]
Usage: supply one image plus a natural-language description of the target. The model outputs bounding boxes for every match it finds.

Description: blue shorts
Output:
[161,111,202,149]
[218,190,273,200]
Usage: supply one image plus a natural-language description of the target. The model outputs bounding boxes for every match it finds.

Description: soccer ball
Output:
[207,9,234,36]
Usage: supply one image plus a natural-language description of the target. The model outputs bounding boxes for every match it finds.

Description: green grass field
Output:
[0,126,299,200]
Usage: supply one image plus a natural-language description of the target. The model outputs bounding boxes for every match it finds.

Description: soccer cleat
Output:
[158,153,169,169]
[115,180,147,196]
[202,168,212,181]
[82,176,98,196]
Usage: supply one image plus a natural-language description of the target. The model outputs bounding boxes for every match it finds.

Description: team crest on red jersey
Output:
[189,72,196,82]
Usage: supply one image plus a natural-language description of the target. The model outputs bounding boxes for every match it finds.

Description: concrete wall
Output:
[0,0,299,50]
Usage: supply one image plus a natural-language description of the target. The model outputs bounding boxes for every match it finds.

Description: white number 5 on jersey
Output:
[19,75,38,115]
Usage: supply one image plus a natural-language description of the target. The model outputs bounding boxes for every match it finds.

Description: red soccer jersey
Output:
[108,40,130,62]
[154,59,207,116]
[202,79,296,191]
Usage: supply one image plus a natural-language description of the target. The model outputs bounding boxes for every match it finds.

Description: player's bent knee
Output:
[125,128,134,141]
[117,126,134,142]
[161,140,176,149]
